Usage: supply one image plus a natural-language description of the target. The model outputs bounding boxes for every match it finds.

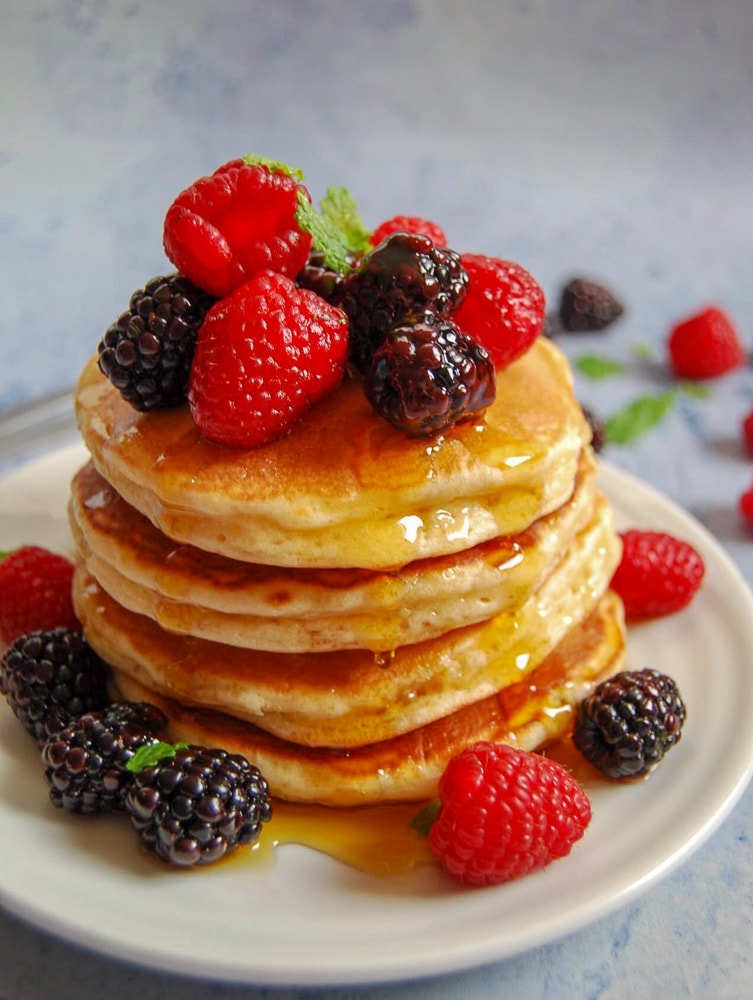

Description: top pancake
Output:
[74,337,590,570]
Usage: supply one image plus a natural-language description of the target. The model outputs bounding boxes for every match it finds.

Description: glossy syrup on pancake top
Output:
[74,337,591,570]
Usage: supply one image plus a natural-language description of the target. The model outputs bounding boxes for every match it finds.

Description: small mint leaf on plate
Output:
[410,800,441,836]
[605,390,676,444]
[125,741,189,774]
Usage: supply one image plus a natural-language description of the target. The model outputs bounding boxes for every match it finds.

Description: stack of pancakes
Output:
[70,336,625,806]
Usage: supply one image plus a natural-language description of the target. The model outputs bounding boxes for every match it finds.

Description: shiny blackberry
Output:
[573,669,686,778]
[41,702,168,814]
[1,628,109,742]
[98,273,216,411]
[581,405,605,452]
[558,277,624,332]
[365,318,496,438]
[340,233,469,373]
[125,745,272,867]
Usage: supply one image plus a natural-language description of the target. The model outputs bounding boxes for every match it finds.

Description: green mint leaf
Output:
[125,741,189,774]
[574,354,625,380]
[295,190,351,272]
[241,153,304,181]
[604,390,676,444]
[680,380,712,400]
[410,799,441,836]
[320,186,371,254]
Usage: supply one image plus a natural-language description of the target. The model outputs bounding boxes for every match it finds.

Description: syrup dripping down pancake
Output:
[74,337,590,570]
[108,591,626,806]
[68,451,605,653]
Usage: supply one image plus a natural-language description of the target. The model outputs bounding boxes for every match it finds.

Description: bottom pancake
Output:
[111,591,626,806]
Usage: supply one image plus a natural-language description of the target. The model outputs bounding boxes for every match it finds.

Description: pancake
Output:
[74,336,591,570]
[109,591,626,806]
[69,451,604,652]
[72,495,620,750]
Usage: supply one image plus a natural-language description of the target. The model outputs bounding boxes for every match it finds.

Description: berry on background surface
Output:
[738,481,753,526]
[421,741,591,886]
[573,669,686,779]
[558,277,625,332]
[163,159,313,298]
[0,546,79,645]
[667,305,746,379]
[611,529,705,620]
[452,255,546,371]
[188,271,349,448]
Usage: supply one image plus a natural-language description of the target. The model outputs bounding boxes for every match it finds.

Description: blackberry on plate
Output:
[1,628,109,742]
[124,745,272,867]
[340,232,469,373]
[558,277,624,332]
[573,668,686,779]
[98,273,217,412]
[41,702,168,815]
[365,318,496,438]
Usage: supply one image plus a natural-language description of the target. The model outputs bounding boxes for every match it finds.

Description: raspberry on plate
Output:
[369,215,448,248]
[667,305,746,379]
[0,546,79,645]
[188,271,349,448]
[452,255,546,370]
[610,529,705,620]
[163,159,313,297]
[738,481,753,526]
[741,408,753,457]
[424,741,591,886]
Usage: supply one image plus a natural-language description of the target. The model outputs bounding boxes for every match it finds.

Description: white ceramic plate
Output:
[2,443,753,988]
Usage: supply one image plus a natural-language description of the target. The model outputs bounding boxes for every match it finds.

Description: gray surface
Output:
[2,1,753,997]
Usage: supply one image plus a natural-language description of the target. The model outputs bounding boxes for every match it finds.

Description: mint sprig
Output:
[575,354,625,380]
[410,800,441,836]
[604,390,676,445]
[125,741,189,774]
[319,186,371,255]
[241,153,304,181]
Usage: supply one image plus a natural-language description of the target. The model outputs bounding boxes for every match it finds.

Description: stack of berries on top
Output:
[96,154,547,448]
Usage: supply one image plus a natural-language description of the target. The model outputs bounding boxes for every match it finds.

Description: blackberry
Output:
[125,745,272,867]
[559,277,624,332]
[98,273,216,412]
[295,248,359,305]
[581,404,605,452]
[340,233,469,373]
[365,318,496,438]
[573,668,686,779]
[41,702,168,815]
[1,628,109,742]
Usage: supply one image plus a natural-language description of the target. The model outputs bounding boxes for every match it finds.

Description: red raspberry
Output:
[739,482,753,526]
[427,742,591,886]
[611,529,705,620]
[742,408,753,457]
[0,546,78,644]
[369,215,448,248]
[163,159,313,298]
[452,255,546,370]
[188,271,349,448]
[667,305,746,379]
